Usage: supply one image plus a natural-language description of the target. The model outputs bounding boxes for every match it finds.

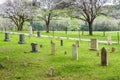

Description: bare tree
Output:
[66,0,107,35]
[36,0,69,33]
[3,0,36,31]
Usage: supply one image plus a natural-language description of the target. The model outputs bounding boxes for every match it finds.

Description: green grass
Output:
[40,31,120,42]
[0,32,120,80]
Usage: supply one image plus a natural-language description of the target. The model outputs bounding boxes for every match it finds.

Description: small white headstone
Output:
[72,44,78,60]
[51,42,56,55]
[29,26,33,37]
[107,34,112,45]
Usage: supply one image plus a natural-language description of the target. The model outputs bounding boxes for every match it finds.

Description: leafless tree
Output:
[34,0,63,33]
[66,0,107,35]
[3,0,36,31]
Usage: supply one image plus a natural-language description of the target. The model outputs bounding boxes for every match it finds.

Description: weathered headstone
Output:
[76,40,80,47]
[72,44,78,60]
[23,62,28,67]
[64,50,67,55]
[51,42,56,55]
[101,47,108,66]
[4,32,10,41]
[18,34,25,44]
[111,47,116,53]
[50,67,54,77]
[31,42,38,52]
[50,40,53,44]
[90,39,98,50]
[29,26,33,37]
[0,63,4,69]
[60,39,63,46]
[37,31,40,37]
[107,34,112,45]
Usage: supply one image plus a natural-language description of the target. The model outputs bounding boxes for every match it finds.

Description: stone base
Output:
[18,41,25,44]
[31,50,39,53]
[4,39,10,41]
[89,48,98,51]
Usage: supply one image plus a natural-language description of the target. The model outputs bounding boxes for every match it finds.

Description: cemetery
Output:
[0,31,120,80]
[0,0,120,80]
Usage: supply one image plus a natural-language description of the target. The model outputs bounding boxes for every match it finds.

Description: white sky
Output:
[0,0,6,4]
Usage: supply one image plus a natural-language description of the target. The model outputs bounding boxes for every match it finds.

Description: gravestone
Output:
[37,31,40,37]
[111,47,116,53]
[76,40,80,47]
[0,63,4,69]
[107,34,112,45]
[64,50,67,55]
[29,26,33,37]
[31,42,38,52]
[101,47,108,66]
[50,67,54,77]
[60,39,63,46]
[18,34,25,44]
[50,40,53,44]
[4,32,10,41]
[90,39,98,50]
[72,44,78,60]
[51,42,56,55]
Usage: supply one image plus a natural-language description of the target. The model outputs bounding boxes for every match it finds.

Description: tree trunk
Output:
[88,22,93,36]
[17,23,23,31]
[46,13,51,33]
[46,23,49,33]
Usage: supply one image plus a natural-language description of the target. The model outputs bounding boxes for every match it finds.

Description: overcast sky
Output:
[0,0,6,4]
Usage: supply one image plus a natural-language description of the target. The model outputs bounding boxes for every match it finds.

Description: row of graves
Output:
[0,31,117,77]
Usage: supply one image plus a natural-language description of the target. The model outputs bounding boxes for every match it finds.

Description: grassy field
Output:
[0,32,120,80]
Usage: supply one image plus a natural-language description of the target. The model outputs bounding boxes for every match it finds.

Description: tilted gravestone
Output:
[37,31,41,37]
[72,44,78,60]
[60,39,63,46]
[90,39,98,50]
[76,40,80,47]
[101,47,108,66]
[31,42,38,52]
[107,34,112,45]
[18,34,25,44]
[4,32,10,41]
[51,42,56,55]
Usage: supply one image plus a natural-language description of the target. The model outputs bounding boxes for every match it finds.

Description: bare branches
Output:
[3,0,36,31]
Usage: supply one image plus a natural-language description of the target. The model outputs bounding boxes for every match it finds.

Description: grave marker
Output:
[90,39,98,50]
[107,34,112,45]
[31,42,38,52]
[51,42,56,55]
[29,26,33,37]
[4,32,10,41]
[101,47,108,66]
[50,67,54,77]
[18,34,25,44]
[37,31,40,37]
[60,39,63,46]
[72,44,78,60]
